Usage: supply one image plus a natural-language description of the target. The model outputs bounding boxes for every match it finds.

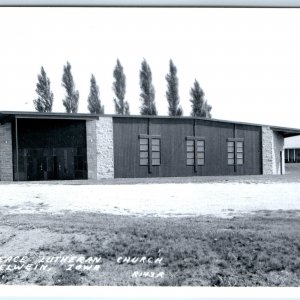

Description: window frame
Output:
[138,134,161,173]
[186,136,205,172]
[139,137,149,166]
[227,138,244,166]
[151,137,161,166]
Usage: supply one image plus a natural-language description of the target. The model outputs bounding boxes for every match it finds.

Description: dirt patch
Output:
[0,227,62,256]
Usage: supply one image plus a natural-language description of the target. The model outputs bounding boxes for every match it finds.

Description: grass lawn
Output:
[0,210,300,286]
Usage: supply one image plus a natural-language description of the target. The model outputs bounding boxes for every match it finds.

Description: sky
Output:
[1,7,300,129]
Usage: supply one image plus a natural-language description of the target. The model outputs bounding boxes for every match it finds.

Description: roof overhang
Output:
[270,126,300,138]
[0,111,99,124]
[1,111,300,138]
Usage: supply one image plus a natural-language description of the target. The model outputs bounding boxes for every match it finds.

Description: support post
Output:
[15,117,19,181]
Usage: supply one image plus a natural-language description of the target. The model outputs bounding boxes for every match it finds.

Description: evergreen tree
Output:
[113,59,129,115]
[203,100,212,118]
[166,59,183,116]
[139,59,157,115]
[62,61,79,113]
[190,79,212,118]
[33,66,54,112]
[87,74,104,114]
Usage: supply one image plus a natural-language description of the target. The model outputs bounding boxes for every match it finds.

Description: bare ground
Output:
[0,166,299,286]
[0,175,300,218]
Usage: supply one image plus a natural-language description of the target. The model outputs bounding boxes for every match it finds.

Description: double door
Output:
[18,148,87,181]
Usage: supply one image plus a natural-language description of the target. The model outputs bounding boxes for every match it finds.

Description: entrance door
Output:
[26,150,64,181]
[27,155,47,181]
[54,148,71,180]
[23,147,86,181]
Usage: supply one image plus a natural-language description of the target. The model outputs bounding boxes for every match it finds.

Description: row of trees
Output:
[33,59,212,118]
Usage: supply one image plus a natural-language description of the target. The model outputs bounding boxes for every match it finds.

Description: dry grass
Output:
[0,210,299,286]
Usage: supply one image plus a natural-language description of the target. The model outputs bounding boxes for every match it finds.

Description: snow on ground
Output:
[1,181,300,218]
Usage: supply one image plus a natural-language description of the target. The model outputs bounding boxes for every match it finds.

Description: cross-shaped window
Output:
[227,138,244,166]
[186,136,205,172]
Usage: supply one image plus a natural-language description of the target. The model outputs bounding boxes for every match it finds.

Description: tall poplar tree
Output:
[33,66,54,112]
[166,59,183,116]
[87,74,104,114]
[62,61,79,113]
[139,59,157,115]
[113,59,129,115]
[190,79,212,118]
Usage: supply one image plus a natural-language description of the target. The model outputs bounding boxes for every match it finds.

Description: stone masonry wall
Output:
[272,130,285,175]
[86,120,97,180]
[262,126,273,175]
[86,117,114,179]
[262,126,284,175]
[0,123,13,181]
[96,117,114,179]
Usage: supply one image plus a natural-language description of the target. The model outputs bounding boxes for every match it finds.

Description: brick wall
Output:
[86,117,114,179]
[262,126,284,175]
[0,123,13,181]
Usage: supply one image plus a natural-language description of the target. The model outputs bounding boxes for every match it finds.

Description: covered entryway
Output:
[21,147,86,180]
[0,111,98,181]
[14,118,88,181]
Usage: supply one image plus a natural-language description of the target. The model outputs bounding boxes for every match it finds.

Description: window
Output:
[227,141,235,165]
[236,141,244,165]
[139,138,149,165]
[139,135,161,167]
[186,140,194,166]
[227,139,244,166]
[186,138,205,166]
[151,138,161,166]
[197,140,205,165]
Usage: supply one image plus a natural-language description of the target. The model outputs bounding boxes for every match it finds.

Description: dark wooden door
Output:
[43,152,69,180]
[54,148,69,180]
[23,147,86,181]
[27,155,46,181]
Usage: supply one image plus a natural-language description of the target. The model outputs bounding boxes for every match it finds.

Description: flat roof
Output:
[0,111,300,138]
[270,126,300,138]
[111,114,300,137]
[284,136,300,148]
[0,111,99,122]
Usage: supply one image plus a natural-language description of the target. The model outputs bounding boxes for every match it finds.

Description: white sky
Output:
[1,7,300,128]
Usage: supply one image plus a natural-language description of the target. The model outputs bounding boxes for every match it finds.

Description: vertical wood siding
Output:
[113,117,262,178]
